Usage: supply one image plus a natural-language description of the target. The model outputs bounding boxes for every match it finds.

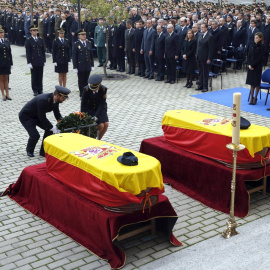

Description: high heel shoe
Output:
[249,97,254,105]
[2,96,6,101]
[252,98,257,105]
[187,82,193,88]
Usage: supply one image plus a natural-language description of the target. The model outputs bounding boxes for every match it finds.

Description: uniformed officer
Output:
[52,28,71,87]
[19,86,70,157]
[25,24,46,96]
[81,75,109,140]
[94,18,106,67]
[0,25,13,101]
[72,28,94,97]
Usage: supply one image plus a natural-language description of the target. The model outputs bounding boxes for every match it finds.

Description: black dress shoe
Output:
[27,152,34,157]
[195,87,203,91]
[266,108,270,111]
[164,80,170,83]
[135,73,141,76]
[187,83,193,88]
[148,76,154,80]
[6,97,12,100]
[144,75,150,78]
[170,81,175,84]
[116,69,120,72]
[140,74,145,77]
[155,78,161,81]
[201,89,208,92]
[126,72,131,74]
[119,70,125,72]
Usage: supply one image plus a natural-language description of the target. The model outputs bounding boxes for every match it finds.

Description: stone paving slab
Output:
[0,45,270,269]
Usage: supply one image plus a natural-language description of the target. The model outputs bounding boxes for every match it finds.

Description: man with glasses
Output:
[73,28,94,98]
[19,86,70,157]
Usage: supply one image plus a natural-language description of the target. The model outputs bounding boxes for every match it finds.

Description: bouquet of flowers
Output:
[56,112,97,138]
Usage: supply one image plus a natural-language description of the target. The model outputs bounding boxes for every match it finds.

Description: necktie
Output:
[61,39,64,43]
[35,38,37,42]
[83,42,86,47]
[1,39,3,43]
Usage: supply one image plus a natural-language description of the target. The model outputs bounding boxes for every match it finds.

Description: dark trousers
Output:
[31,66,44,94]
[108,46,116,68]
[117,56,125,71]
[44,35,50,50]
[17,30,25,45]
[127,50,135,73]
[19,114,53,154]
[144,52,154,76]
[198,60,209,89]
[166,57,176,82]
[156,56,165,79]
[97,46,106,64]
[78,71,90,97]
[138,60,145,75]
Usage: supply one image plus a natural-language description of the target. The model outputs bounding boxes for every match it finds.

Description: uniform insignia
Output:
[78,45,81,49]
[102,87,106,92]
[103,94,107,99]
[48,98,51,102]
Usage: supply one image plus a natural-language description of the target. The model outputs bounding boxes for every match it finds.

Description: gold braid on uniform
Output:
[89,83,101,91]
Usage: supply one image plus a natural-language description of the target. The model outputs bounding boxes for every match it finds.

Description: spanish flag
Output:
[44,134,164,207]
[162,110,270,164]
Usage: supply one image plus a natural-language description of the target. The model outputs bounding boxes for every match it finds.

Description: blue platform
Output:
[191,87,270,118]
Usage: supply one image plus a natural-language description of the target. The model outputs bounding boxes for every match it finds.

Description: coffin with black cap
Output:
[44,133,164,212]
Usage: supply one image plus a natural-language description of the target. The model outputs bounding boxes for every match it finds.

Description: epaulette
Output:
[102,86,107,92]
[84,86,89,92]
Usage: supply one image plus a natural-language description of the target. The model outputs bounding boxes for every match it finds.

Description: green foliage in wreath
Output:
[56,112,97,138]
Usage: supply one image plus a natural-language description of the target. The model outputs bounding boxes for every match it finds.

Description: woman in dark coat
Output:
[81,75,109,140]
[52,28,71,87]
[182,29,197,88]
[0,26,13,101]
[246,32,265,105]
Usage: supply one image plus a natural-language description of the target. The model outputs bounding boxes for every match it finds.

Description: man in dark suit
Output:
[112,20,126,72]
[140,19,155,79]
[209,20,223,59]
[154,25,166,81]
[125,19,135,74]
[72,29,94,97]
[131,8,141,28]
[64,10,74,55]
[196,23,214,92]
[164,23,180,84]
[47,11,55,53]
[177,17,188,54]
[219,18,228,49]
[133,20,145,77]
[192,23,200,41]
[19,86,70,157]
[25,25,46,96]
[232,20,246,48]
[43,12,50,52]
[237,13,247,29]
[245,19,259,54]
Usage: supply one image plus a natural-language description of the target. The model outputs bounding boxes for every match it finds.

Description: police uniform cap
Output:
[29,24,38,31]
[57,28,65,33]
[55,86,71,98]
[88,75,102,91]
[77,28,86,35]
[228,14,233,19]
[0,25,4,33]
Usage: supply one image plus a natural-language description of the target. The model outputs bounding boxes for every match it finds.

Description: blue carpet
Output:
[191,87,270,118]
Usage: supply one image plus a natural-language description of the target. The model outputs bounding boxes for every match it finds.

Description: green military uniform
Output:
[94,24,106,66]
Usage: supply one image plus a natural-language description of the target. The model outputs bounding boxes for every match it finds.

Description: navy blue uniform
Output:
[25,36,46,95]
[19,93,62,155]
[52,38,71,73]
[154,31,166,80]
[81,85,108,124]
[72,40,94,97]
[0,38,13,75]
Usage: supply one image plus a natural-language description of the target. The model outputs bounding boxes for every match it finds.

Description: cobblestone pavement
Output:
[1,45,270,270]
